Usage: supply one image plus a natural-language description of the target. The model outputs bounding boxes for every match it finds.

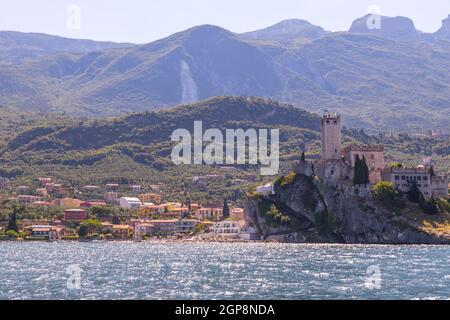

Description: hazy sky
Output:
[0,0,449,43]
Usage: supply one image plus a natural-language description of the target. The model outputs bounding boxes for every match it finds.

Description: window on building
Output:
[417,176,422,181]
[423,176,428,181]
[395,176,399,180]
[401,176,405,180]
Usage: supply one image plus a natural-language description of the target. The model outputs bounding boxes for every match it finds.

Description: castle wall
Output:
[344,150,385,172]
[431,176,449,199]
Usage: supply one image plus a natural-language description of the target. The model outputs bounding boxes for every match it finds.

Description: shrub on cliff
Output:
[314,210,336,238]
[373,182,405,209]
[275,172,297,189]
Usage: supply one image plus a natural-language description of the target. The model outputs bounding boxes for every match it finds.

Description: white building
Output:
[212,220,246,239]
[381,165,448,199]
[119,197,142,209]
[239,226,261,241]
[256,183,274,196]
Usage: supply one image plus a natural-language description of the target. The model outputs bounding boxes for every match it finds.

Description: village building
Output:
[0,177,11,190]
[211,220,246,239]
[105,184,119,190]
[36,188,48,197]
[381,165,448,199]
[55,198,82,208]
[17,195,42,204]
[231,207,245,220]
[130,185,142,192]
[133,221,155,239]
[105,192,118,204]
[256,184,275,196]
[38,178,52,186]
[138,193,162,204]
[342,144,385,183]
[149,220,177,235]
[119,197,142,209]
[28,225,66,240]
[431,176,449,199]
[32,201,53,207]
[80,201,107,208]
[111,225,133,239]
[64,209,88,221]
[174,219,201,234]
[196,207,223,221]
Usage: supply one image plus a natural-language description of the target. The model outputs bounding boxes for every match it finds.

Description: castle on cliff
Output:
[298,112,448,200]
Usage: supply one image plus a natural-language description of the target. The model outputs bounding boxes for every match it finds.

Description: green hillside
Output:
[0,96,447,204]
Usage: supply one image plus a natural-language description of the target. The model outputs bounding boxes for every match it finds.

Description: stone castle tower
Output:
[320,113,342,160]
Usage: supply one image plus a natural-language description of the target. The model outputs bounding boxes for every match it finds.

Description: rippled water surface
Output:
[0,242,449,299]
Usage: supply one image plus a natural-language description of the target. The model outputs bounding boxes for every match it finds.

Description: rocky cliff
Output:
[245,172,450,244]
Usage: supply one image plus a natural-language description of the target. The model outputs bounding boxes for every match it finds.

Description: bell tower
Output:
[320,113,342,160]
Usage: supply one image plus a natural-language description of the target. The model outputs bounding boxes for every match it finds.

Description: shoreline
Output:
[1,238,450,246]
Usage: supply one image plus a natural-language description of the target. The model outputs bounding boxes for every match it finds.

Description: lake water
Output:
[0,242,449,300]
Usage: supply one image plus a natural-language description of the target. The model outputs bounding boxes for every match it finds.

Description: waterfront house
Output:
[211,220,246,239]
[239,226,262,241]
[112,225,133,239]
[174,219,201,234]
[31,225,51,238]
[30,225,66,240]
[133,222,155,239]
[148,220,176,236]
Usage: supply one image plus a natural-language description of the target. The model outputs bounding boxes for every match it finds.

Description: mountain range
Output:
[0,14,450,131]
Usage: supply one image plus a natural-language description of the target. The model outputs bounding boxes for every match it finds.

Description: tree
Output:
[420,194,438,215]
[112,215,121,225]
[6,206,21,232]
[6,230,19,239]
[373,182,405,209]
[407,181,421,203]
[429,166,435,177]
[222,199,230,220]
[390,162,403,169]
[361,156,370,185]
[353,155,369,186]
[78,219,102,237]
[300,151,306,164]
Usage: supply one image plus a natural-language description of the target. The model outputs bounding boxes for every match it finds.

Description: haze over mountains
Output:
[0,14,450,131]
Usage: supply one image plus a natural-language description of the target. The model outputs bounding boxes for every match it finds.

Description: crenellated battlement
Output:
[382,166,430,174]
[342,144,384,153]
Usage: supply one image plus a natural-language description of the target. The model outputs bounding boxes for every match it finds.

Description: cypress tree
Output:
[6,206,20,232]
[429,166,435,177]
[353,154,361,185]
[300,151,306,164]
[407,181,421,203]
[222,199,230,220]
[6,212,18,232]
[361,156,370,185]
